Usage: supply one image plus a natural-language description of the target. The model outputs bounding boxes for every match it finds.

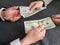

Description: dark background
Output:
[0,0,60,45]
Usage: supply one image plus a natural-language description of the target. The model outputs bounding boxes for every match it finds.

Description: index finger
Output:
[29,2,36,10]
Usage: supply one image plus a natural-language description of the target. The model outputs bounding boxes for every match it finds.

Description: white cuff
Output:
[43,0,53,6]
[10,38,21,45]
[0,8,5,21]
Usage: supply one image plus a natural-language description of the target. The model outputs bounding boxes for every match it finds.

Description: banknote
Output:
[20,6,46,18]
[24,17,56,33]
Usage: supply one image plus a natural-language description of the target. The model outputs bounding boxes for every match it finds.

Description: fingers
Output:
[12,15,21,22]
[36,25,46,39]
[52,18,60,23]
[35,25,45,33]
[30,5,37,11]
[4,9,21,22]
[51,14,60,25]
[10,10,21,22]
[10,17,21,22]
[29,2,36,11]
[40,29,46,40]
[39,25,46,37]
[40,25,45,31]
[51,14,60,22]
[52,17,60,25]
[52,14,60,19]
[29,1,43,12]
[29,3,38,11]
[9,15,21,22]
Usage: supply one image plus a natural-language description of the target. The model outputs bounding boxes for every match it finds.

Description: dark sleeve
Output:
[5,43,10,45]
[1,43,10,45]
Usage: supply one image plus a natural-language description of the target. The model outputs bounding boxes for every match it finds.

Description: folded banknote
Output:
[20,6,46,18]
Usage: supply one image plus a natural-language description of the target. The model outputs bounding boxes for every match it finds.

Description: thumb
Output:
[36,25,45,32]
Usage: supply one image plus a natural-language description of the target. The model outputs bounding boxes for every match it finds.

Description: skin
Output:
[21,25,46,45]
[29,1,43,12]
[1,6,21,22]
[1,0,43,22]
[1,1,46,44]
[51,14,60,25]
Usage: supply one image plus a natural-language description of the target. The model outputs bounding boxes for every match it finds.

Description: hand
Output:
[29,1,43,12]
[51,14,60,25]
[2,6,21,22]
[21,25,46,45]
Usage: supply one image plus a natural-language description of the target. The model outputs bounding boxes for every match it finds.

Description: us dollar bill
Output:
[20,6,46,18]
[24,17,56,33]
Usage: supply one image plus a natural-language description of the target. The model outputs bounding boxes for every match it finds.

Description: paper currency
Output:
[20,6,46,18]
[24,17,56,33]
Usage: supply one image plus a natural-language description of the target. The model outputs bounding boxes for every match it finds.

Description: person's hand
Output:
[21,25,46,45]
[29,1,43,12]
[2,6,21,22]
[51,14,60,25]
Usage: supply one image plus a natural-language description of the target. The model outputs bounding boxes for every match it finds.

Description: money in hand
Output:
[24,17,56,33]
[19,6,46,18]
